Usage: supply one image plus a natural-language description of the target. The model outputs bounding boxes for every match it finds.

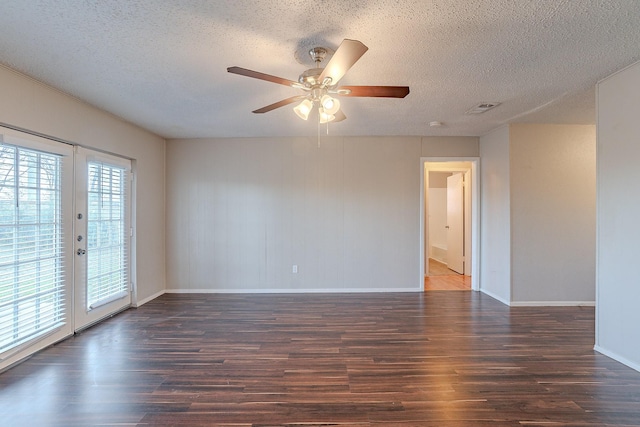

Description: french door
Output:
[74,147,132,331]
[0,130,133,369]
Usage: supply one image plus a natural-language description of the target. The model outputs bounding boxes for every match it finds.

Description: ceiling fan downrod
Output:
[309,47,327,67]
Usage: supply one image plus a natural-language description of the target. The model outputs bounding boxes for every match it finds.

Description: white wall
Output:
[510,124,596,304]
[422,136,479,157]
[595,60,640,371]
[480,124,596,306]
[166,136,478,292]
[479,126,511,304]
[0,65,166,304]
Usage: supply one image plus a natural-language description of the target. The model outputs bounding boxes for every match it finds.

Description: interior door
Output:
[74,147,132,331]
[446,173,464,274]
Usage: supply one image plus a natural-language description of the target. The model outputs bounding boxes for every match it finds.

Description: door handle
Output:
[77,249,86,256]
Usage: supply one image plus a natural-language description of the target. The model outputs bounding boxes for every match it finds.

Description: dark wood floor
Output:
[1,292,640,426]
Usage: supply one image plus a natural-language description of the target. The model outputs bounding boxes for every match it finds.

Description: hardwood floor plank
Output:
[424,259,471,290]
[1,292,639,426]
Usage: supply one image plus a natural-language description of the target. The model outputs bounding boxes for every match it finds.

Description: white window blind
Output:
[86,162,129,310]
[0,144,66,353]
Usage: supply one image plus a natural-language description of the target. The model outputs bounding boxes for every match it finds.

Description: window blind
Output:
[86,162,129,310]
[0,144,66,353]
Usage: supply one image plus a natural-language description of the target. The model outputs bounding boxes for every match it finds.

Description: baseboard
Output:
[151,288,595,306]
[133,289,165,307]
[509,300,595,307]
[429,255,447,264]
[594,345,640,373]
[479,289,511,306]
[165,287,422,294]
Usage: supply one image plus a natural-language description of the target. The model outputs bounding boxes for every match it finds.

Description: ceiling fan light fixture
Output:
[318,107,335,124]
[227,38,409,123]
[320,95,340,115]
[294,98,313,120]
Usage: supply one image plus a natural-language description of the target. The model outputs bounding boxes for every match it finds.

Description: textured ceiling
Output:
[1,0,640,139]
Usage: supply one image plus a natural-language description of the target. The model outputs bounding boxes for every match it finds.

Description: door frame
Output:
[420,157,480,291]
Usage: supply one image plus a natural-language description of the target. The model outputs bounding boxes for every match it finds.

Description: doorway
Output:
[420,158,479,291]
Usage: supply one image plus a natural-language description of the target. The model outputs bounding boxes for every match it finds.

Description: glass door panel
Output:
[74,147,131,331]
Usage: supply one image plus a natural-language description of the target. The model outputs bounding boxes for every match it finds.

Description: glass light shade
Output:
[320,95,340,115]
[293,99,313,120]
[318,107,335,124]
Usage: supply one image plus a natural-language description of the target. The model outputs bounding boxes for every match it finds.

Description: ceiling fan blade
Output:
[318,39,368,85]
[336,85,410,98]
[228,66,300,87]
[333,110,346,122]
[252,95,307,114]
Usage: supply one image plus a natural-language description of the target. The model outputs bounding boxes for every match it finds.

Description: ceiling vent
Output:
[465,102,501,114]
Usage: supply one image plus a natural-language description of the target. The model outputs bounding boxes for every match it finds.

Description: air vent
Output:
[465,102,501,114]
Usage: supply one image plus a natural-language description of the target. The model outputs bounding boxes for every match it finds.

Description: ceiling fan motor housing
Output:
[299,68,324,86]
[298,47,332,87]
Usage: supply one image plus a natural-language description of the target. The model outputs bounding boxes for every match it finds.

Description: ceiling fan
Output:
[227,39,410,123]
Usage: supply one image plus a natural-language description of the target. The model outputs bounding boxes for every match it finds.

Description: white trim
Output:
[0,122,136,162]
[594,78,602,350]
[129,162,137,314]
[133,290,165,307]
[0,126,73,156]
[420,157,480,292]
[85,151,132,170]
[509,301,596,307]
[89,291,129,310]
[0,324,66,362]
[0,330,73,373]
[480,289,511,306]
[594,345,640,373]
[165,287,422,294]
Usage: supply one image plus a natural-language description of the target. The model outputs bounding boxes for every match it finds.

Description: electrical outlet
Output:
[292,265,298,274]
